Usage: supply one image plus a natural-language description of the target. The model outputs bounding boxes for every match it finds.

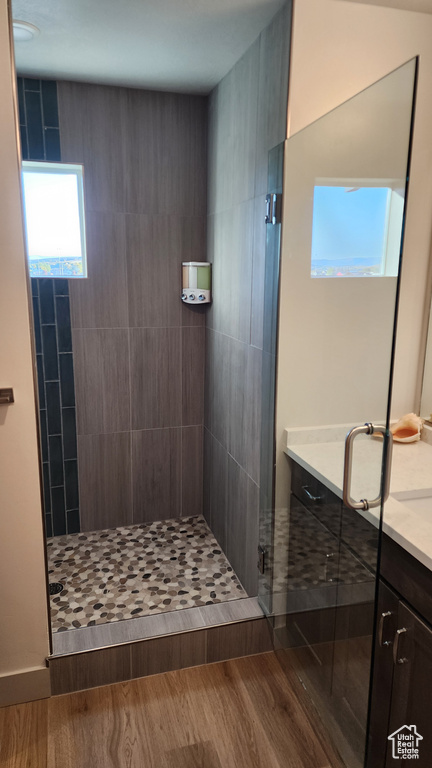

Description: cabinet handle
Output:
[378,611,393,647]
[302,486,322,503]
[393,627,408,665]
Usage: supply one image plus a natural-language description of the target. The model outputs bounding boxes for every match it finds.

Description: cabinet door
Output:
[284,493,340,698]
[331,512,377,765]
[385,602,432,768]
[366,580,399,768]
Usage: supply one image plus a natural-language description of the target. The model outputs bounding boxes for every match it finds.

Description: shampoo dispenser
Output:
[182,261,212,304]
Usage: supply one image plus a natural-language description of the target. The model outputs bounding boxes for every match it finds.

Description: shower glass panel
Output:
[259,60,417,767]
[259,142,284,616]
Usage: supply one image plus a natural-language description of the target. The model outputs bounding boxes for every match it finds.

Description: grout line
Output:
[54,276,69,535]
[124,220,133,525]
[204,623,208,664]
[76,425,204,438]
[129,328,134,526]
[37,83,47,161]
[72,325,204,331]
[21,83,31,161]
[180,327,183,517]
[206,428,260,488]
[206,325,252,347]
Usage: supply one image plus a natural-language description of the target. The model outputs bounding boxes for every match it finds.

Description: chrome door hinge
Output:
[265,193,281,225]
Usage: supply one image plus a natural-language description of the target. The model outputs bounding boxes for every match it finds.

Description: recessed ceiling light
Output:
[12,20,40,43]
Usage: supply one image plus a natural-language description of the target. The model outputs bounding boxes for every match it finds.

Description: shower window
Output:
[311,179,404,277]
[22,161,87,278]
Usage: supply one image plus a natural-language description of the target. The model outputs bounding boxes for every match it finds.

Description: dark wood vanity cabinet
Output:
[286,461,378,766]
[367,537,432,768]
[287,460,432,768]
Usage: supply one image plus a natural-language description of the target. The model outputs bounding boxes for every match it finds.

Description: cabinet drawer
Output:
[290,460,342,537]
[289,494,375,596]
[381,534,432,628]
[288,494,341,591]
[290,459,379,575]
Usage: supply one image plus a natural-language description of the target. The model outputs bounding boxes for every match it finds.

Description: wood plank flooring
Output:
[0,652,345,768]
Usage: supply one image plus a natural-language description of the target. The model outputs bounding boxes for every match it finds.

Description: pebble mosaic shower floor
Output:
[47,516,247,632]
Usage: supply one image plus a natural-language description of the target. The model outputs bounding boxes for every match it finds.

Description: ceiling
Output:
[11,0,285,94]
[342,0,432,14]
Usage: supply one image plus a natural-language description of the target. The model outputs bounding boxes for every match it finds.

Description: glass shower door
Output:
[259,142,284,617]
[259,60,417,767]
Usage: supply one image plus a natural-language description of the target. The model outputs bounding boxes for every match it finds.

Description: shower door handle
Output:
[343,423,393,511]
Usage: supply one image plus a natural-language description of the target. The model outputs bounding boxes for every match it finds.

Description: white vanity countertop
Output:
[284,425,432,573]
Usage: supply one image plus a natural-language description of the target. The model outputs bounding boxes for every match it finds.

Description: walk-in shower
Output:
[15,0,292,657]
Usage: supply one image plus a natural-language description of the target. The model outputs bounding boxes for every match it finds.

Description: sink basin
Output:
[391,489,432,521]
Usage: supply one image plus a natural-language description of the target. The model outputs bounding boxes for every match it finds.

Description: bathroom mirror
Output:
[420,299,432,422]
[265,59,417,767]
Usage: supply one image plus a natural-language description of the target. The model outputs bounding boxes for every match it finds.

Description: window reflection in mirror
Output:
[311,181,405,277]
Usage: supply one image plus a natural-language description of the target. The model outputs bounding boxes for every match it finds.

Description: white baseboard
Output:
[0,666,51,707]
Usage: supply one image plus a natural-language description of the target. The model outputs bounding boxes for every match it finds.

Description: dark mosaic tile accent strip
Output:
[39,278,55,323]
[59,354,76,407]
[32,275,80,536]
[47,516,247,632]
[44,128,61,161]
[18,76,80,535]
[51,486,67,536]
[25,90,44,160]
[49,434,64,487]
[55,296,73,352]
[62,408,78,461]
[18,76,60,163]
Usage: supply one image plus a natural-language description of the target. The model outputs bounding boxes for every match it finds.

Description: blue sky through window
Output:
[22,163,87,277]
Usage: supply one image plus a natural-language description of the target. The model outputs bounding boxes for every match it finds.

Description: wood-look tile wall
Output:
[204,3,292,595]
[57,81,207,530]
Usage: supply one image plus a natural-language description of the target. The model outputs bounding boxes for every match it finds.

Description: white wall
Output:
[0,0,50,698]
[286,0,432,420]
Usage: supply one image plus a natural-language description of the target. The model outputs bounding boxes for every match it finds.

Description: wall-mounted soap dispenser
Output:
[181,262,212,304]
